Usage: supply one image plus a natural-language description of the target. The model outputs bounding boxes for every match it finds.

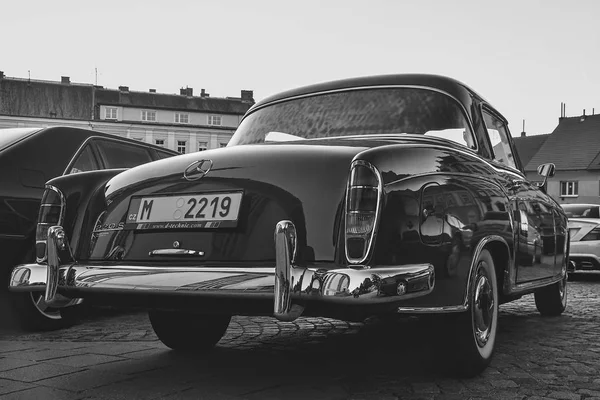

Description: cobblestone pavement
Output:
[1,277,599,399]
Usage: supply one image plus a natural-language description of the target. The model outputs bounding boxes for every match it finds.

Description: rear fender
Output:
[44,169,126,259]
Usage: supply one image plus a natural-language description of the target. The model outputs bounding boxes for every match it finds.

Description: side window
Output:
[95,139,153,169]
[69,145,99,174]
[482,109,516,169]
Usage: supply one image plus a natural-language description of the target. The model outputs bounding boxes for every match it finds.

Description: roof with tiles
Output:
[512,133,550,170]
[525,113,600,171]
[95,87,253,115]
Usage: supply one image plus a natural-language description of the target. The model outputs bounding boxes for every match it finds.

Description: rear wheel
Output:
[149,310,231,351]
[534,273,567,316]
[445,248,498,377]
[11,292,79,331]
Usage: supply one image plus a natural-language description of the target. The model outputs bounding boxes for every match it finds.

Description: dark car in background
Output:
[9,75,569,377]
[562,203,600,276]
[0,126,177,330]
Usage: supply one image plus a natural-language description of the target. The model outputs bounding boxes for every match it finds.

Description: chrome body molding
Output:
[396,305,467,314]
[510,273,565,293]
[11,222,436,322]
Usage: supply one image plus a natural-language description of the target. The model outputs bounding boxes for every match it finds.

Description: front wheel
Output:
[149,310,231,352]
[446,248,499,377]
[534,273,567,316]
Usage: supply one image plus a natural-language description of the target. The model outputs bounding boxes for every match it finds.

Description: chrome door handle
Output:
[149,249,205,257]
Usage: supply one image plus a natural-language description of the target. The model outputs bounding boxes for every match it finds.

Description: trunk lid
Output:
[88,141,370,264]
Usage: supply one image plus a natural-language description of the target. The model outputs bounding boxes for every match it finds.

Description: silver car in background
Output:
[563,204,600,275]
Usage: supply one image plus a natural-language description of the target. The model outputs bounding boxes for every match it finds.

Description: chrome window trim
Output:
[479,103,523,174]
[238,85,478,153]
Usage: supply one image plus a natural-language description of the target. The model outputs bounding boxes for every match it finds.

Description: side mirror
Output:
[537,163,555,178]
[536,163,555,193]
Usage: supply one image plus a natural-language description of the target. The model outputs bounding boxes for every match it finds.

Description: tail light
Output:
[345,160,382,264]
[581,226,600,241]
[36,185,65,263]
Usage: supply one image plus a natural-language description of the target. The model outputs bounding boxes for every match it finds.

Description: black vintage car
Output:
[9,75,568,376]
[1,126,177,330]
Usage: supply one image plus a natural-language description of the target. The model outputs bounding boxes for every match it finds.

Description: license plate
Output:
[124,192,243,230]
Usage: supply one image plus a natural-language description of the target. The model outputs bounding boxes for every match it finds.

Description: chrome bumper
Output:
[10,222,435,322]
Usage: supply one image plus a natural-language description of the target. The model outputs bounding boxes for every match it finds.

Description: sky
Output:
[2,0,598,136]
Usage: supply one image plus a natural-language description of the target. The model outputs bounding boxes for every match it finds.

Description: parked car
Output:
[562,203,600,219]
[9,75,569,377]
[565,210,600,276]
[1,126,177,330]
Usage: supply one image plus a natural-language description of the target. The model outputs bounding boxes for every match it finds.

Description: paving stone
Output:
[0,357,38,372]
[0,378,34,395]
[46,353,125,368]
[547,391,581,400]
[0,280,600,398]
[0,362,80,382]
[0,386,79,400]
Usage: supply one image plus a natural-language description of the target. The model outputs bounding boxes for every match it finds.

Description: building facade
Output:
[514,112,600,205]
[0,71,254,153]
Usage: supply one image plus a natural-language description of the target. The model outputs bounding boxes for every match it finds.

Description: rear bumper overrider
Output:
[10,221,435,322]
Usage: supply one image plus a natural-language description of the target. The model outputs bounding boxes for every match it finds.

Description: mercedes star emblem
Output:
[183,159,213,181]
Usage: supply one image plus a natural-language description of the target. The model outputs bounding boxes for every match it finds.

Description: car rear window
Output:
[229,87,474,148]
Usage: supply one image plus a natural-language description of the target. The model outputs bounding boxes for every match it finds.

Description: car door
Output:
[480,106,556,282]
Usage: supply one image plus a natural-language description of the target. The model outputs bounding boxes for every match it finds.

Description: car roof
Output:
[0,127,44,151]
[247,73,499,119]
[3,126,178,155]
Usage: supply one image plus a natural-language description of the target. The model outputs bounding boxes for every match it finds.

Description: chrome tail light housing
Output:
[35,185,65,263]
[345,160,383,264]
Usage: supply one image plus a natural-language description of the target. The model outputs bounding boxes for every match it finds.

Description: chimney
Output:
[241,90,254,102]
[520,119,526,137]
[149,89,156,93]
[180,88,186,95]
[118,86,129,92]
[186,87,193,96]
[0,71,4,80]
[61,76,70,84]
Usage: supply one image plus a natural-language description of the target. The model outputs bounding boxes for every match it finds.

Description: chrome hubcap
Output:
[559,275,567,304]
[30,293,62,320]
[473,264,494,347]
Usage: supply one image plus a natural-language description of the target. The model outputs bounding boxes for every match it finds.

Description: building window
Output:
[198,141,208,152]
[219,142,227,148]
[155,139,165,147]
[177,140,187,154]
[560,181,578,197]
[175,113,189,124]
[141,110,157,122]
[208,115,222,126]
[105,107,118,120]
